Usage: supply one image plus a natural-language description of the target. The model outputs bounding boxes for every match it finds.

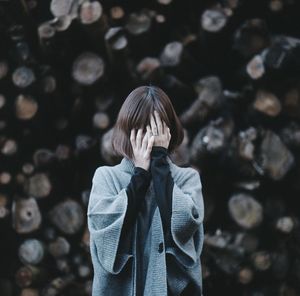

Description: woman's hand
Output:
[130,127,155,171]
[147,110,171,149]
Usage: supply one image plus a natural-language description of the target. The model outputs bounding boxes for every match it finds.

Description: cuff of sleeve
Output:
[134,166,151,179]
[151,146,168,158]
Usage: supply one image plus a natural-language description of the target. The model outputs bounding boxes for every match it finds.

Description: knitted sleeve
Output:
[120,166,151,254]
[166,165,204,270]
[150,146,175,248]
[150,146,205,270]
[87,166,150,275]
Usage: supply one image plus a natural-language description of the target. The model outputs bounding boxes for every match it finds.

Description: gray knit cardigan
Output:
[87,155,205,296]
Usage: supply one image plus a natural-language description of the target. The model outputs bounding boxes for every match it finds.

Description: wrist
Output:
[152,145,168,150]
[134,166,151,180]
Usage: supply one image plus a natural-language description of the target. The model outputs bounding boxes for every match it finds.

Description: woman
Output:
[87,85,205,296]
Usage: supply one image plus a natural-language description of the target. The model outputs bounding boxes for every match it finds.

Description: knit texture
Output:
[87,155,205,296]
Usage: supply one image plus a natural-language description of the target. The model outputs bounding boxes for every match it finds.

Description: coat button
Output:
[192,207,199,218]
[158,242,164,253]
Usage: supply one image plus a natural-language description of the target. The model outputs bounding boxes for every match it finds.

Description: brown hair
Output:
[111,85,184,160]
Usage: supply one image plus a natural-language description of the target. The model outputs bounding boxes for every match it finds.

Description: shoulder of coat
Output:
[92,165,108,182]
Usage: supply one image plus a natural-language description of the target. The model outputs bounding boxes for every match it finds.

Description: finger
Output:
[163,121,167,136]
[141,128,149,151]
[154,110,163,135]
[146,124,152,137]
[130,129,136,149]
[162,121,167,142]
[150,113,157,135]
[137,128,144,149]
[166,123,170,138]
[146,135,155,155]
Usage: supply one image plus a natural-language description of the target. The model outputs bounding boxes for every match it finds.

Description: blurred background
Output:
[1,0,300,295]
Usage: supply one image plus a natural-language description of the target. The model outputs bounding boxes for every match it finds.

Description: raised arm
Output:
[150,146,204,269]
[150,146,175,248]
[168,166,204,269]
[150,147,205,295]
[120,166,151,249]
